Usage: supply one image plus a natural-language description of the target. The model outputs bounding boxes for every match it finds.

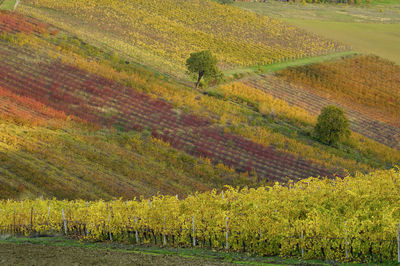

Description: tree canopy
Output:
[314,105,350,145]
[186,50,219,89]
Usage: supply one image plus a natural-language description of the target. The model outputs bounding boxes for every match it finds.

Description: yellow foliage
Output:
[1,168,399,262]
[21,0,345,76]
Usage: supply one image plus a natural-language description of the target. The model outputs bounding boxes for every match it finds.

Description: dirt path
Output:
[0,243,234,266]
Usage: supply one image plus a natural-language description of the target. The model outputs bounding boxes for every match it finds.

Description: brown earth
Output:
[0,243,234,266]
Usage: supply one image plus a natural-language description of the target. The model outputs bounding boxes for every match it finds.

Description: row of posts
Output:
[58,210,400,262]
[2,203,400,262]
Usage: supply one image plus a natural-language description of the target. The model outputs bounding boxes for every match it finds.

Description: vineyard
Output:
[244,74,400,150]
[19,0,346,77]
[0,169,399,263]
[235,0,372,3]
[1,11,399,183]
[0,41,334,183]
[0,88,256,199]
[0,11,345,184]
[0,11,399,193]
[277,55,400,126]
[0,0,399,264]
[0,78,256,200]
[0,11,56,34]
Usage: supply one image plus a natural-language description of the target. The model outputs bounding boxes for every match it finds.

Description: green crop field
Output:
[0,0,16,11]
[234,1,400,64]
[285,19,400,64]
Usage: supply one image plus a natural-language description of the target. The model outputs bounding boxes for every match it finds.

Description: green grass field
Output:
[0,0,16,11]
[223,51,357,77]
[370,0,400,4]
[234,1,400,64]
[285,19,400,64]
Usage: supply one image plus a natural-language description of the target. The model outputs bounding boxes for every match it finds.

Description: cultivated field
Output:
[277,55,400,127]
[234,1,400,64]
[0,87,253,200]
[234,1,400,23]
[1,11,399,194]
[1,169,399,262]
[18,0,345,78]
[0,0,400,263]
[0,42,333,183]
[244,74,400,150]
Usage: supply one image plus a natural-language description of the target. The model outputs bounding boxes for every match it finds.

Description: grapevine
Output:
[0,168,399,262]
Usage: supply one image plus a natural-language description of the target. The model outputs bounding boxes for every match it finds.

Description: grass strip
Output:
[0,236,330,265]
[0,0,16,11]
[223,51,357,77]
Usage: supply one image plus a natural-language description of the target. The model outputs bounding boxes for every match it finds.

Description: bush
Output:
[215,0,234,4]
[314,105,350,145]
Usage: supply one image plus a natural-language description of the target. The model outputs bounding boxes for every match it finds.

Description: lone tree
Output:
[186,50,219,89]
[314,105,350,145]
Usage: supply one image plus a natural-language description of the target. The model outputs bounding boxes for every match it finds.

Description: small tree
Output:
[314,105,350,145]
[186,50,219,89]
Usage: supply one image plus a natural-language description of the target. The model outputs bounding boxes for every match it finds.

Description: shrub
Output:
[314,105,350,145]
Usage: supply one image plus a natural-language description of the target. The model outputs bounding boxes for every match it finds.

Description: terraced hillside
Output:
[0,41,333,182]
[277,55,400,127]
[0,86,257,200]
[19,0,345,77]
[244,74,400,150]
[0,12,344,184]
[1,11,399,200]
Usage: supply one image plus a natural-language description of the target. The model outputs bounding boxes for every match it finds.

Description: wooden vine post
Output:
[30,206,33,233]
[397,223,400,263]
[345,222,349,260]
[225,216,229,250]
[62,209,68,235]
[13,207,16,235]
[163,216,166,246]
[47,203,51,226]
[192,215,196,247]
[301,230,304,258]
[135,216,139,244]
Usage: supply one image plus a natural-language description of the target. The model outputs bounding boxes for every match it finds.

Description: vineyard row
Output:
[0,41,334,181]
[0,168,399,262]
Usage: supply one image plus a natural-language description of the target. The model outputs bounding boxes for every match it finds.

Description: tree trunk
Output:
[195,72,204,90]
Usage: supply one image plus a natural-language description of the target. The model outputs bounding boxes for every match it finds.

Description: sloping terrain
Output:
[233,1,400,64]
[0,37,333,183]
[0,1,399,264]
[277,55,400,125]
[0,87,253,200]
[1,11,398,200]
[19,0,345,77]
[244,74,400,150]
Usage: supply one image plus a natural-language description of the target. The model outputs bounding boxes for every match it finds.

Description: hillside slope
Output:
[244,72,400,150]
[19,0,345,77]
[233,1,400,64]
[0,87,253,200]
[0,34,334,182]
[277,55,400,127]
[1,12,399,199]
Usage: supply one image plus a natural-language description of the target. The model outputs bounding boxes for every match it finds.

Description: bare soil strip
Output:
[0,243,234,266]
